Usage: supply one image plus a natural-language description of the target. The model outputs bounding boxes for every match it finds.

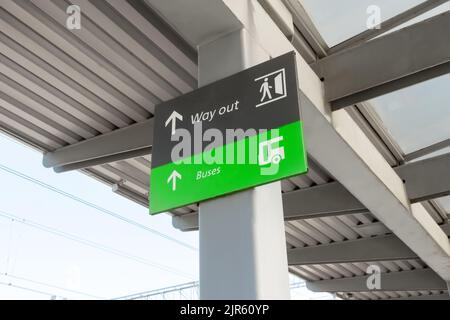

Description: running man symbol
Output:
[254,68,287,108]
[260,78,273,102]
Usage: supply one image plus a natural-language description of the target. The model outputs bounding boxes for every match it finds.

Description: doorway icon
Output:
[254,68,287,108]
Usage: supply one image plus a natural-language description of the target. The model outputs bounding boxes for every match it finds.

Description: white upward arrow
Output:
[167,170,182,191]
[165,110,183,135]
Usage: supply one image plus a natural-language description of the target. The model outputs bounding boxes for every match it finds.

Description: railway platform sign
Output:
[150,52,308,214]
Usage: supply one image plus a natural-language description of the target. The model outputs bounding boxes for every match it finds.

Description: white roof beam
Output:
[387,293,450,300]
[313,11,450,109]
[43,118,154,172]
[306,269,447,293]
[288,234,419,265]
[396,153,450,202]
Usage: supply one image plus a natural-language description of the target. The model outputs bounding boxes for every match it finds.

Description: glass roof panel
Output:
[301,0,426,46]
[369,74,450,155]
[437,196,450,214]
[381,2,450,36]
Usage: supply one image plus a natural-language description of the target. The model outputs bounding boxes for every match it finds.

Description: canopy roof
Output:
[0,0,449,300]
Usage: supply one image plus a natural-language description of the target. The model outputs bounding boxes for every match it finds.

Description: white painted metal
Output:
[198,29,290,300]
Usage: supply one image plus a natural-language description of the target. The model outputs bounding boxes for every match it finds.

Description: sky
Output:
[0,132,199,299]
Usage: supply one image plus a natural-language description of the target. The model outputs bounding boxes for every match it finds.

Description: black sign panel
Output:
[152,51,300,168]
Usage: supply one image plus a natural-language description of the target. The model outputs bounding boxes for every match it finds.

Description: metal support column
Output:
[198,29,290,300]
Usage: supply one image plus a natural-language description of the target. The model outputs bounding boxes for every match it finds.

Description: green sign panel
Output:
[150,52,307,214]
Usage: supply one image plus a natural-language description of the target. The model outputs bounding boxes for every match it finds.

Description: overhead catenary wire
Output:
[0,210,195,280]
[5,217,14,274]
[0,280,66,299]
[0,163,197,251]
[0,272,104,300]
